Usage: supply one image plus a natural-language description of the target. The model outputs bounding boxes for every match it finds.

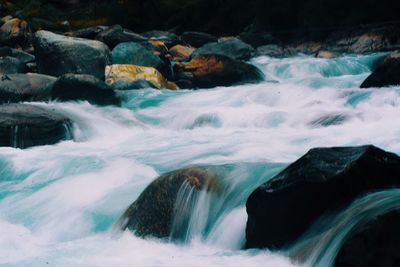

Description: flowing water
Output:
[1,53,400,266]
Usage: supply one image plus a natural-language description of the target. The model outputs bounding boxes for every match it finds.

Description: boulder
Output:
[0,73,56,103]
[33,30,111,80]
[181,31,218,48]
[239,32,279,48]
[192,38,255,61]
[316,50,340,59]
[0,18,29,46]
[51,74,120,106]
[360,51,400,88]
[0,47,35,63]
[246,145,400,249]
[174,54,264,88]
[0,56,27,74]
[96,25,147,49]
[105,64,177,90]
[334,210,400,267]
[118,167,219,238]
[111,42,171,78]
[169,44,194,61]
[0,103,73,148]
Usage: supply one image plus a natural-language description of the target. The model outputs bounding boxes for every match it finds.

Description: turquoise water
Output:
[1,53,400,266]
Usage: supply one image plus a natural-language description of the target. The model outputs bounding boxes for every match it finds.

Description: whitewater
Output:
[1,53,399,267]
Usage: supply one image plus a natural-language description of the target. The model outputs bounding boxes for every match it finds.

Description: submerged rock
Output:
[246,145,400,249]
[51,74,120,106]
[0,73,56,103]
[105,64,177,90]
[0,103,73,148]
[181,31,218,48]
[334,210,400,267]
[360,51,400,88]
[34,30,111,80]
[111,42,170,78]
[174,54,264,88]
[118,167,219,238]
[192,38,255,61]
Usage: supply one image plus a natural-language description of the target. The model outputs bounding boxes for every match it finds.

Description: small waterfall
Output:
[289,189,400,267]
[63,121,74,141]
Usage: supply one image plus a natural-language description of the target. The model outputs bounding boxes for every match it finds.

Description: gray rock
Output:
[192,38,255,61]
[0,56,27,74]
[33,30,111,80]
[0,103,73,148]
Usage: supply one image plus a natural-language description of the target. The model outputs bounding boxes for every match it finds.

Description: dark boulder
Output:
[51,74,120,106]
[239,32,279,48]
[0,56,27,74]
[0,103,73,148]
[255,44,289,58]
[118,167,219,239]
[246,145,400,249]
[335,210,400,267]
[0,73,56,103]
[0,18,29,46]
[360,51,400,88]
[33,30,111,80]
[96,25,147,49]
[174,54,264,88]
[67,25,108,39]
[192,38,255,61]
[181,31,218,48]
[112,42,171,78]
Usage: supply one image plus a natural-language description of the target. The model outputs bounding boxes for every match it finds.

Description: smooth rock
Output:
[192,38,255,61]
[0,47,35,63]
[174,54,264,88]
[51,74,120,105]
[255,44,288,58]
[111,42,170,78]
[0,103,73,148]
[0,18,29,46]
[246,145,400,249]
[33,30,111,80]
[0,56,27,74]
[67,25,108,39]
[106,64,177,90]
[316,50,340,59]
[169,44,194,61]
[360,51,400,88]
[118,167,219,238]
[142,31,180,48]
[181,31,218,48]
[0,73,56,103]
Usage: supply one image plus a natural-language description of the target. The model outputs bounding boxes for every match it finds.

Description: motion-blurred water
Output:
[1,53,399,267]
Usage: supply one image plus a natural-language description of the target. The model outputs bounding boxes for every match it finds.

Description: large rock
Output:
[33,30,111,80]
[111,42,171,78]
[192,38,255,61]
[360,51,400,88]
[51,74,120,106]
[0,56,27,74]
[181,31,218,48]
[334,210,400,267]
[0,103,73,148]
[118,167,219,238]
[174,54,264,88]
[0,18,29,46]
[246,145,400,249]
[105,64,177,90]
[0,73,56,103]
[96,25,147,49]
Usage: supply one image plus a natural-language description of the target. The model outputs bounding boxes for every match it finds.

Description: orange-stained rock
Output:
[174,54,263,88]
[169,44,195,61]
[0,18,29,45]
[105,64,177,90]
